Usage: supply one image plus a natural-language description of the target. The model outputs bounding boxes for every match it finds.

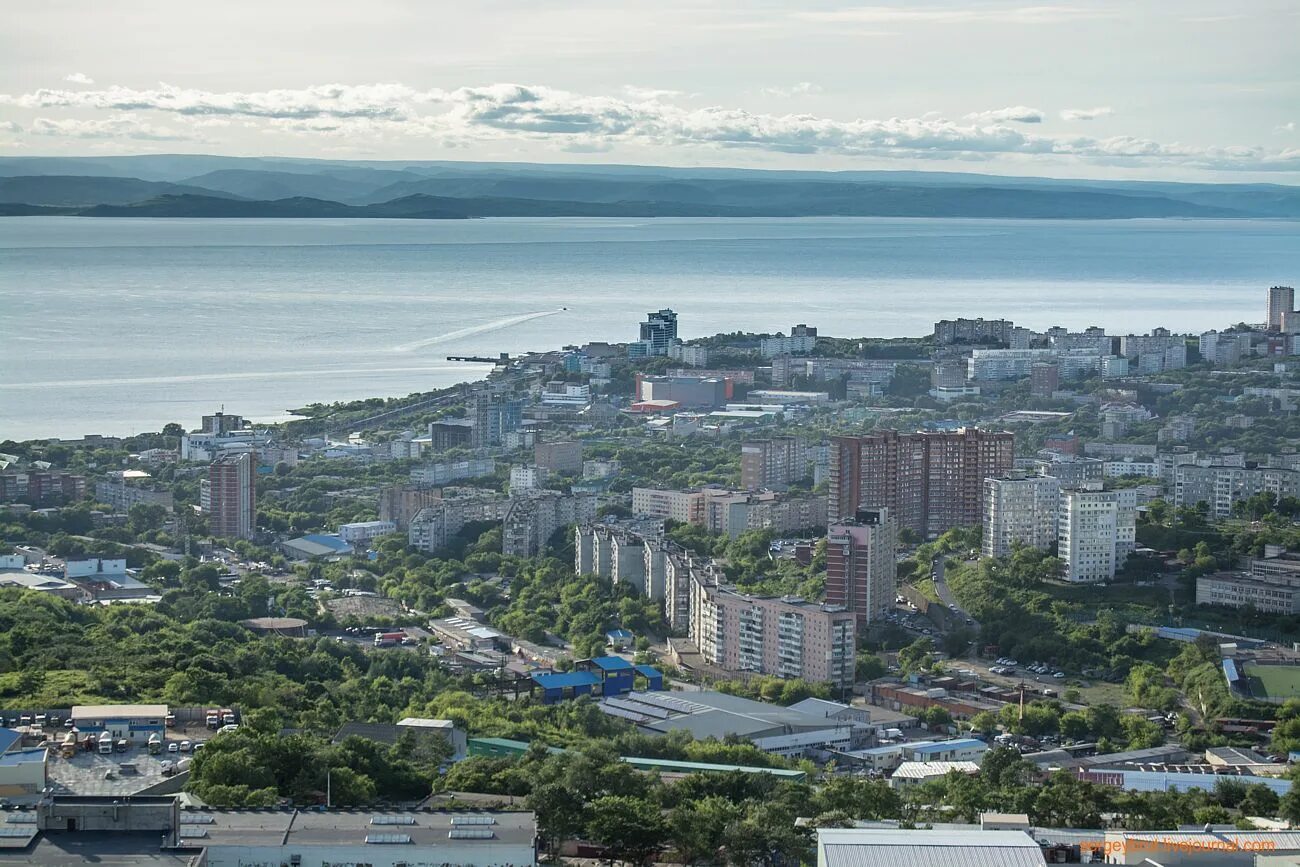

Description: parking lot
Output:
[44,734,212,798]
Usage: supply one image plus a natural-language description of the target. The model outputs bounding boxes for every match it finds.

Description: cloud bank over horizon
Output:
[2,78,1298,174]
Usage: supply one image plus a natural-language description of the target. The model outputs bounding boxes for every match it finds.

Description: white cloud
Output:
[965,106,1044,124]
[621,86,685,101]
[1060,106,1114,121]
[30,115,195,141]
[63,73,95,85]
[1,82,440,120]
[3,79,1298,172]
[761,82,823,98]
[794,5,1114,25]
[1277,121,1296,134]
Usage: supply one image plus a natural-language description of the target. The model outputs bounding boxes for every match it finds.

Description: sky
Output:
[2,0,1298,182]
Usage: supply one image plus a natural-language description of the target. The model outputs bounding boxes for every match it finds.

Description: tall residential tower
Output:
[825,509,898,627]
[209,452,256,540]
[829,429,1014,538]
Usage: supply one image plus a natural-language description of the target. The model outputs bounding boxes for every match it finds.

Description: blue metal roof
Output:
[301,534,353,552]
[531,671,602,688]
[0,747,45,766]
[0,728,20,754]
[1223,659,1241,683]
[909,738,987,755]
[634,664,663,678]
[590,656,634,671]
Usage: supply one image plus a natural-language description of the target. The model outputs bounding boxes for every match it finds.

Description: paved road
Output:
[931,557,980,631]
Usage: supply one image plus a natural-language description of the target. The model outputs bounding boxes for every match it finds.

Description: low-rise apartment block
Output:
[94,473,174,512]
[1197,552,1300,615]
[337,520,397,546]
[409,458,496,487]
[1175,461,1300,520]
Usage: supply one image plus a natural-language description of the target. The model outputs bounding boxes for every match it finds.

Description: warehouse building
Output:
[0,797,537,867]
[69,704,168,744]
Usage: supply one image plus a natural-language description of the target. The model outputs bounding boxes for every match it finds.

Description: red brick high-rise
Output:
[829,428,1013,538]
[209,452,256,540]
[825,509,897,627]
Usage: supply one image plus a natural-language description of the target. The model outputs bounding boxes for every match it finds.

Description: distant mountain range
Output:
[1,154,1298,219]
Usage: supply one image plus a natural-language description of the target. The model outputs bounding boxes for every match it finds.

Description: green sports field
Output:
[1242,662,1300,701]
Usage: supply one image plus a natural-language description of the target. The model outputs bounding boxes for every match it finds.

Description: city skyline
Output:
[2,1,1298,181]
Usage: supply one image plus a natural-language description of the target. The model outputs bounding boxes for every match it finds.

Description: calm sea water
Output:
[1,216,1297,440]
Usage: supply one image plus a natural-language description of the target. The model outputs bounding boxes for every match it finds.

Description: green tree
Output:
[585,795,667,866]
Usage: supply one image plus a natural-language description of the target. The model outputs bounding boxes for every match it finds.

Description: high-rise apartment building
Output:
[535,440,584,474]
[1058,486,1136,583]
[740,436,809,491]
[689,581,855,689]
[378,485,443,530]
[829,429,1014,537]
[933,318,1013,345]
[470,394,524,448]
[1029,362,1060,398]
[1269,286,1296,332]
[209,452,256,540]
[825,510,898,626]
[576,524,855,688]
[502,491,598,557]
[982,476,1060,558]
[638,309,678,356]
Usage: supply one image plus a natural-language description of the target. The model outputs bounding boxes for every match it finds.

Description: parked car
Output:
[167,742,179,753]
[179,741,191,753]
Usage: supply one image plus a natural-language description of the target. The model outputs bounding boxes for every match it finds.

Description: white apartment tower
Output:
[1058,486,1137,583]
[982,476,1060,558]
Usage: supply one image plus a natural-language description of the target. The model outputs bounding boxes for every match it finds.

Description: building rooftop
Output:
[0,728,22,753]
[0,747,45,768]
[1206,746,1270,765]
[908,738,987,756]
[71,705,168,719]
[0,832,196,865]
[787,697,856,718]
[601,690,863,741]
[398,718,455,730]
[891,761,981,780]
[530,671,602,689]
[817,828,1045,867]
[589,656,633,672]
[284,534,353,557]
[191,808,538,849]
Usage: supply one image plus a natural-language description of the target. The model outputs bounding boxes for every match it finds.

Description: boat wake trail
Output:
[391,309,564,353]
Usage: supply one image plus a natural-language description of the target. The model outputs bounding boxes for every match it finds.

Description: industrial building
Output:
[888,760,981,789]
[817,828,1048,867]
[0,797,538,867]
[529,656,662,704]
[69,704,168,744]
[594,690,872,758]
